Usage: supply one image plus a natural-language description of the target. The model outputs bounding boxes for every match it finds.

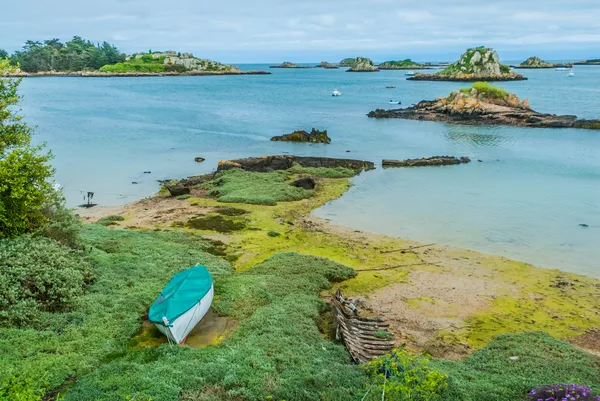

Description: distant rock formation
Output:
[269,62,312,69]
[368,82,600,130]
[514,56,572,69]
[338,58,356,67]
[217,155,375,173]
[408,47,526,81]
[347,57,379,72]
[574,59,600,65]
[378,59,426,70]
[315,61,339,69]
[270,128,331,143]
[383,156,471,167]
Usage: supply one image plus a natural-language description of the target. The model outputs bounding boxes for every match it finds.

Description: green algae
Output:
[186,214,246,232]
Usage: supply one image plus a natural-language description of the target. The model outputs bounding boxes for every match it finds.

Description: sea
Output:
[18,64,600,277]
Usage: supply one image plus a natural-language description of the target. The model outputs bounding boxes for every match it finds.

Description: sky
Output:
[2,0,600,63]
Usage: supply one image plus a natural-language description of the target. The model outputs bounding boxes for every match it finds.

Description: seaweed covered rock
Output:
[290,176,316,190]
[408,47,525,81]
[165,184,191,197]
[347,57,378,72]
[383,156,471,167]
[515,56,572,69]
[217,155,375,173]
[338,58,356,67]
[271,128,331,143]
[378,59,425,70]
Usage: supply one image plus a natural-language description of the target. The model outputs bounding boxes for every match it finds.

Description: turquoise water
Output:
[19,65,600,276]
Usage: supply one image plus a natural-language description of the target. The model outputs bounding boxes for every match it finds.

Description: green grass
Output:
[286,164,356,178]
[432,332,600,401]
[203,169,314,206]
[459,82,509,100]
[62,253,366,401]
[0,225,232,399]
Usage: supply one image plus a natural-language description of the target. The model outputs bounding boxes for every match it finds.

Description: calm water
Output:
[19,65,600,276]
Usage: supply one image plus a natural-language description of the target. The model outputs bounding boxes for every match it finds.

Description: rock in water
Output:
[515,56,572,69]
[290,177,316,190]
[338,58,356,67]
[408,47,525,81]
[315,61,338,69]
[270,128,331,143]
[194,157,205,163]
[217,155,375,173]
[165,185,191,197]
[347,57,379,72]
[382,156,471,167]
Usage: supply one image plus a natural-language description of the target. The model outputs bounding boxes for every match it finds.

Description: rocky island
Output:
[408,47,526,81]
[269,62,312,69]
[270,128,331,143]
[346,57,379,72]
[514,56,572,69]
[368,82,600,129]
[382,156,471,167]
[338,58,356,67]
[315,61,338,69]
[574,58,600,65]
[378,59,427,70]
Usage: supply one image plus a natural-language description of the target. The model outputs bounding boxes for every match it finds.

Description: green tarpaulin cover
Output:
[148,265,213,325]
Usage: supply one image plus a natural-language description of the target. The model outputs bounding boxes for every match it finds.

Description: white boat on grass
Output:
[149,265,214,344]
[332,89,342,96]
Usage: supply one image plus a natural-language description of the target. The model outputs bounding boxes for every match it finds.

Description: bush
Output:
[528,384,600,401]
[36,203,83,249]
[0,236,92,326]
[460,82,508,100]
[96,215,125,226]
[363,349,448,401]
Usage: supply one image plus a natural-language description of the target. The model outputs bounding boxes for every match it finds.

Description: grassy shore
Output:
[4,166,600,400]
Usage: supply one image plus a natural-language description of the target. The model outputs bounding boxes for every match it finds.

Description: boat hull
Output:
[155,284,214,344]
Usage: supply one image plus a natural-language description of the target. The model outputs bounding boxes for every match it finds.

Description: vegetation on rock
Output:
[270,128,331,143]
[378,59,424,69]
[347,57,378,72]
[338,58,356,67]
[316,61,338,68]
[410,47,525,81]
[517,56,571,68]
[100,51,237,73]
[7,37,125,73]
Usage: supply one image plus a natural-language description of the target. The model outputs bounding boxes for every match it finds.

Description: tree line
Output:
[0,36,126,73]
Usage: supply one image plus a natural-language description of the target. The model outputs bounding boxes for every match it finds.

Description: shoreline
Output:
[2,70,271,78]
[75,164,600,359]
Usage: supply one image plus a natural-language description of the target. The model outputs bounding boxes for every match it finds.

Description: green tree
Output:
[0,49,8,59]
[0,60,55,237]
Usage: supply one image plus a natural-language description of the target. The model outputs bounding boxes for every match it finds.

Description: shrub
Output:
[363,349,448,401]
[460,82,508,100]
[36,202,83,249]
[96,215,125,226]
[267,231,281,237]
[0,236,92,326]
[176,194,191,200]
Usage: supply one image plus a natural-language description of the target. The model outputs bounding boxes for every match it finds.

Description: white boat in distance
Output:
[405,71,416,77]
[389,100,401,105]
[567,70,575,77]
[555,67,570,71]
[332,89,342,97]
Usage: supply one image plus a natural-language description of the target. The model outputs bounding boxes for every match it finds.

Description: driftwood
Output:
[330,289,395,363]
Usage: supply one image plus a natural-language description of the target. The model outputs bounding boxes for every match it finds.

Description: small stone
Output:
[194,157,205,163]
[143,171,151,174]
[579,223,589,228]
[132,181,138,184]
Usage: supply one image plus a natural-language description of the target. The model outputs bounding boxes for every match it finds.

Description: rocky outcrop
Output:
[194,157,205,163]
[347,57,379,72]
[574,59,600,65]
[368,84,600,130]
[217,155,375,173]
[270,128,331,143]
[338,58,356,67]
[378,59,426,70]
[315,61,338,69]
[165,184,191,197]
[382,156,471,167]
[408,47,526,81]
[269,62,312,69]
[290,177,316,189]
[514,56,572,69]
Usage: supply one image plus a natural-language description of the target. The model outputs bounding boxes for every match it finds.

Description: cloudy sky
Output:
[2,0,600,63]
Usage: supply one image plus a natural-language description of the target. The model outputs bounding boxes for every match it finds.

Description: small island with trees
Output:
[0,37,270,77]
[574,58,600,65]
[408,47,526,81]
[368,81,600,129]
[346,57,379,72]
[514,56,573,69]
